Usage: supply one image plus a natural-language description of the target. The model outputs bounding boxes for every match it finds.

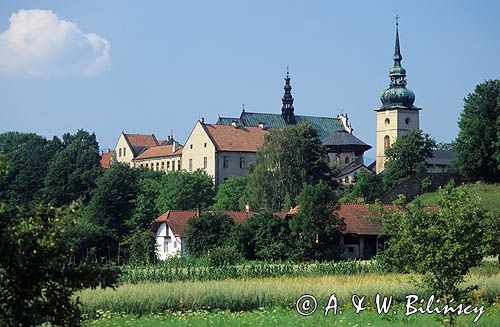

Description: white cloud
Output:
[0,9,110,76]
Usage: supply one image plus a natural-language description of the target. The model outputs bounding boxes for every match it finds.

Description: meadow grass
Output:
[79,272,500,318]
[83,306,500,327]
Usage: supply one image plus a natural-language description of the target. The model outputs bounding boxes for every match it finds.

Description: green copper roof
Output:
[377,19,421,111]
[294,115,344,140]
[240,112,288,128]
[218,111,344,140]
[217,117,241,125]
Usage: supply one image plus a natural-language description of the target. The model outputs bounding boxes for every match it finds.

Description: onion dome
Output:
[378,17,420,111]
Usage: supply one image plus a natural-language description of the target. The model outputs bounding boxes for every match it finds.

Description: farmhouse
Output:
[151,210,255,260]
[151,205,391,260]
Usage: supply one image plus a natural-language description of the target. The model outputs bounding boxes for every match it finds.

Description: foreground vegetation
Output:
[79,271,500,317]
[83,306,500,326]
[120,260,383,284]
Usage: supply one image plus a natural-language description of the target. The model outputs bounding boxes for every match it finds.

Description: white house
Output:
[151,210,255,260]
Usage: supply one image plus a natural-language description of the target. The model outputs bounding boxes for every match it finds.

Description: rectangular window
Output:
[223,156,229,168]
[145,163,148,168]
[203,157,207,170]
[161,161,164,170]
[123,147,126,156]
[189,159,193,172]
[178,160,181,170]
[174,241,177,248]
[164,240,168,252]
[204,142,207,148]
[119,148,122,157]
[190,144,193,149]
[167,161,170,170]
[172,161,175,171]
[140,163,143,167]
[156,162,160,170]
[239,157,245,169]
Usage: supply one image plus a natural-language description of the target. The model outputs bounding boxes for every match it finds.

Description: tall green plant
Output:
[378,185,490,326]
[246,123,334,211]
[0,202,119,326]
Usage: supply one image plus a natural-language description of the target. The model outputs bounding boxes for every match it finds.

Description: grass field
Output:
[413,182,500,212]
[79,271,500,317]
[83,306,500,326]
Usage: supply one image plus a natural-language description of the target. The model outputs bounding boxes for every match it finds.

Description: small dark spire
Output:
[281,68,295,124]
[393,15,402,67]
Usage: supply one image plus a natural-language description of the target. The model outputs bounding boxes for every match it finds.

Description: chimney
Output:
[245,203,250,212]
[258,122,265,130]
[200,117,205,124]
[172,141,177,153]
[231,120,238,128]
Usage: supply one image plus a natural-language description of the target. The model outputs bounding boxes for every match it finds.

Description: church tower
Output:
[281,68,296,124]
[375,18,421,174]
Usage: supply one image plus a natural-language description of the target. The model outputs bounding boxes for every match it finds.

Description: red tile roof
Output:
[100,151,113,169]
[287,204,383,235]
[123,133,159,155]
[336,204,383,235]
[202,124,268,152]
[288,204,440,235]
[151,210,256,236]
[124,133,159,147]
[133,145,183,160]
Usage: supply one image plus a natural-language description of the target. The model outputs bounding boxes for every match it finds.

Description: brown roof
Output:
[151,210,257,236]
[123,133,159,155]
[287,204,388,235]
[100,151,113,169]
[337,204,383,235]
[202,124,268,152]
[288,204,440,235]
[133,145,183,160]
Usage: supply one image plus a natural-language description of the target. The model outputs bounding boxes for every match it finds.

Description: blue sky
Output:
[0,1,499,160]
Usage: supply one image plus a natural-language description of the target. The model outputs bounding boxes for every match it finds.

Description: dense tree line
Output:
[185,181,341,262]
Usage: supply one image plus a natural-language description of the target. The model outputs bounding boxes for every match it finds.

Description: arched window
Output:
[405,117,411,125]
[384,135,390,150]
[385,118,390,126]
[345,156,350,164]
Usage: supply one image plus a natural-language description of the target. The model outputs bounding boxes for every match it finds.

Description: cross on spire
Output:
[395,14,399,26]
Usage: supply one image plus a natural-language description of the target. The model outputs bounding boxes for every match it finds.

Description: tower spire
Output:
[393,15,402,67]
[281,68,295,124]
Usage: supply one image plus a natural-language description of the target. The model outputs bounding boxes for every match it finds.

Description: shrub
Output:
[205,246,241,267]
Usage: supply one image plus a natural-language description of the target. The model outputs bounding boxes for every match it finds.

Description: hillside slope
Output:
[412,183,500,212]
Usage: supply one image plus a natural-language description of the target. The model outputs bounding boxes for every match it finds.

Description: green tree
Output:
[122,228,157,265]
[242,212,291,261]
[44,130,102,206]
[185,212,235,258]
[84,163,140,240]
[383,129,436,188]
[454,80,500,182]
[156,170,215,212]
[127,170,163,229]
[290,181,341,261]
[378,185,490,326]
[0,132,61,204]
[0,202,119,326]
[247,124,334,211]
[211,176,248,211]
[341,171,383,203]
